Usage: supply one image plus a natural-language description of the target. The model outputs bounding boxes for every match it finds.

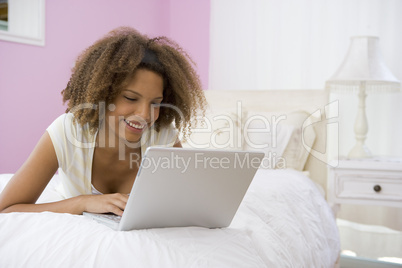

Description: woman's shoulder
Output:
[47,113,95,147]
[47,113,79,133]
[47,113,70,131]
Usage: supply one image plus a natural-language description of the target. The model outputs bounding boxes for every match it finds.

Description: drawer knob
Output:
[373,185,382,192]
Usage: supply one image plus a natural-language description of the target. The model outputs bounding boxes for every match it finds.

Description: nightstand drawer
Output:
[336,175,402,201]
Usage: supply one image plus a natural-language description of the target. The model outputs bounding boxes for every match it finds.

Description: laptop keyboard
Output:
[94,213,122,223]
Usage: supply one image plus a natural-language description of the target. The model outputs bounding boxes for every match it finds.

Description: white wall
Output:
[209,0,402,158]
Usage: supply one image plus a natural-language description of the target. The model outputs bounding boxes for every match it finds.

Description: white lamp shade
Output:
[326,36,400,92]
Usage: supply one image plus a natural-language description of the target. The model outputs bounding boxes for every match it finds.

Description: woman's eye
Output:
[124,96,137,101]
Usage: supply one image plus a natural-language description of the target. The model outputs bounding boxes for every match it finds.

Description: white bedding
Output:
[0,169,340,268]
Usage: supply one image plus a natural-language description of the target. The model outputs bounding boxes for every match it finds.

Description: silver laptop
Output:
[84,147,264,231]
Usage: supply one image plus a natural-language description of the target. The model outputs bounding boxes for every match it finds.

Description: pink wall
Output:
[166,0,210,90]
[0,0,210,173]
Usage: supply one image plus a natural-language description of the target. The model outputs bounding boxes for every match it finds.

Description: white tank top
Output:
[46,113,178,199]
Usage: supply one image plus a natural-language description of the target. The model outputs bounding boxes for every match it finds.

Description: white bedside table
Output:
[328,157,402,215]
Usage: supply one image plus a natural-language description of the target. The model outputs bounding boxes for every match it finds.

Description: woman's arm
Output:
[0,132,128,216]
[0,132,60,212]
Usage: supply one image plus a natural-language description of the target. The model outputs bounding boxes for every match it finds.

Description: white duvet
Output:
[0,169,340,268]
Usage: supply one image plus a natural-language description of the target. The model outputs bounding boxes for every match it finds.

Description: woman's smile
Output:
[123,118,147,133]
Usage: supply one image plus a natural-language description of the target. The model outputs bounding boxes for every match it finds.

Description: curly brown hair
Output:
[62,27,206,139]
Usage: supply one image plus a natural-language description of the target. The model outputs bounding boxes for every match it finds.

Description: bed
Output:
[0,90,340,268]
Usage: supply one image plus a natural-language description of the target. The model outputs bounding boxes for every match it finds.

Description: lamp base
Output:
[348,143,372,159]
[348,82,372,159]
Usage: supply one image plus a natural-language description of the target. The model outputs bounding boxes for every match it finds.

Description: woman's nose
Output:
[137,103,152,122]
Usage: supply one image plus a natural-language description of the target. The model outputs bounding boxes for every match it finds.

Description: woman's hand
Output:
[80,193,129,216]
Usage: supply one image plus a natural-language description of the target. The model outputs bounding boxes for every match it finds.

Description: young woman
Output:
[0,27,206,216]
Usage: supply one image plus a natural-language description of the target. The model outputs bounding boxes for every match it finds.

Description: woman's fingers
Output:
[108,204,124,216]
[107,193,129,216]
[83,193,130,216]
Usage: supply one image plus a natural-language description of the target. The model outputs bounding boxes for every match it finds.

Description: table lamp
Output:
[326,36,400,159]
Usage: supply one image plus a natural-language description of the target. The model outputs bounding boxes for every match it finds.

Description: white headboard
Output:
[202,89,330,193]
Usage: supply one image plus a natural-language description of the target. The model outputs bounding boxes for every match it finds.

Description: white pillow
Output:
[182,108,245,151]
[183,108,316,171]
[243,111,294,169]
[281,111,317,171]
[244,110,316,170]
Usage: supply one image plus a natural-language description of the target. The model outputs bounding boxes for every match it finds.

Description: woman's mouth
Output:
[124,119,146,130]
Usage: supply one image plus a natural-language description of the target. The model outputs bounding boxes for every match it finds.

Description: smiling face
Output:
[105,68,164,144]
